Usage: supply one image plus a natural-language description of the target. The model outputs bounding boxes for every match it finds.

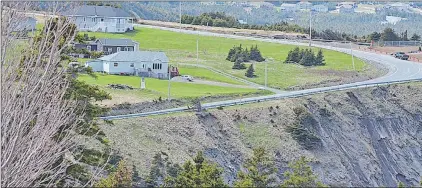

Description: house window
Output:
[92,18,96,22]
[87,45,91,51]
[124,47,128,51]
[117,47,121,52]
[83,17,86,22]
[153,63,162,70]
[130,63,134,67]
[108,48,112,52]
[142,64,145,68]
[101,18,104,22]
[114,63,118,67]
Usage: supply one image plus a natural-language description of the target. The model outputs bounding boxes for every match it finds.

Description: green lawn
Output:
[79,74,260,99]
[177,65,245,85]
[81,27,367,89]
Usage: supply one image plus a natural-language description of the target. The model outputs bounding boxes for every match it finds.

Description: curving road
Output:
[100,24,422,120]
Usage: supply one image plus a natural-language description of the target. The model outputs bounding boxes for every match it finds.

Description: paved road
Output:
[100,25,422,120]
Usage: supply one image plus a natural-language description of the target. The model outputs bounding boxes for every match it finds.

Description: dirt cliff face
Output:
[100,83,422,187]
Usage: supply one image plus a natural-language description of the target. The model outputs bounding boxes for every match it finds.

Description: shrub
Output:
[245,64,255,78]
[284,48,325,66]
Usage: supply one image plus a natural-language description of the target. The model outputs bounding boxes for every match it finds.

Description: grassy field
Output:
[79,74,260,100]
[177,64,245,85]
[81,26,367,89]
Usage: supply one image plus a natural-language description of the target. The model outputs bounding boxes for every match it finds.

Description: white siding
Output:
[70,16,134,33]
[86,61,104,72]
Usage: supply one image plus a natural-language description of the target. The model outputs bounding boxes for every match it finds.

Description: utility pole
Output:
[168,65,171,101]
[179,1,182,30]
[265,59,268,88]
[350,41,355,71]
[309,10,312,47]
[196,38,199,65]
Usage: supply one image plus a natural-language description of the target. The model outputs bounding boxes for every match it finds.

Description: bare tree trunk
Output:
[1,2,86,187]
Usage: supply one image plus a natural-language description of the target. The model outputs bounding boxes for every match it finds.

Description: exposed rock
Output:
[99,83,422,187]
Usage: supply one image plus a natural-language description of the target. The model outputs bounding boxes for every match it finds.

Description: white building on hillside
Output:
[280,3,298,12]
[86,51,169,79]
[312,5,329,12]
[63,5,135,33]
[297,1,313,10]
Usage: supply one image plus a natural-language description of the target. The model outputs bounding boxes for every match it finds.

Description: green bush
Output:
[286,107,322,150]
[66,164,91,184]
[284,47,325,66]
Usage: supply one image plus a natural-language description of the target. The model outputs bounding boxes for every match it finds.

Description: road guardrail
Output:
[100,78,422,120]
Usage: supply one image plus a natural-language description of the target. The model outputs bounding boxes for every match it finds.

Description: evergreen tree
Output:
[281,156,326,188]
[250,45,265,62]
[165,152,228,187]
[410,33,421,41]
[145,152,181,187]
[299,49,314,66]
[243,47,250,62]
[381,28,399,41]
[226,47,236,61]
[95,160,133,187]
[315,49,325,65]
[285,47,301,63]
[245,64,255,78]
[234,148,276,187]
[233,58,247,69]
[398,181,405,188]
[403,30,408,41]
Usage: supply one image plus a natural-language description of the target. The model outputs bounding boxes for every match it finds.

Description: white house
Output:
[86,51,169,79]
[297,1,313,10]
[339,5,355,14]
[63,5,135,33]
[312,5,329,13]
[280,3,299,12]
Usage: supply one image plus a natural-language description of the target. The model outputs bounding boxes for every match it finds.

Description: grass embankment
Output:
[82,26,367,89]
[79,74,261,101]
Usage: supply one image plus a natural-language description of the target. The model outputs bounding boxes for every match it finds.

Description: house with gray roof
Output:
[63,5,134,33]
[72,38,139,58]
[86,51,169,79]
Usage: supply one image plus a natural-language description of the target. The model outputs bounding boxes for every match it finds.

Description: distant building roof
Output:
[281,3,297,8]
[99,51,169,62]
[96,38,137,46]
[297,1,312,5]
[63,5,132,17]
[340,5,354,9]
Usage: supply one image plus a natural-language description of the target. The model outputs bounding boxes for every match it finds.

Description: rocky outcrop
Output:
[101,83,422,187]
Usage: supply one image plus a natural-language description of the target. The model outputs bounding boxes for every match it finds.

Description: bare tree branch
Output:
[0,2,92,187]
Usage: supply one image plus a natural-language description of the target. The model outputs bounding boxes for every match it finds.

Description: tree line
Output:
[182,12,306,33]
[284,47,325,66]
[313,28,421,43]
[141,148,326,187]
[97,148,422,187]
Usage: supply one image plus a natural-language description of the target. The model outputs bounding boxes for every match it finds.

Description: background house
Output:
[312,5,329,12]
[339,5,355,13]
[86,51,169,79]
[14,17,36,32]
[297,1,313,10]
[73,38,139,58]
[97,38,139,55]
[63,5,135,33]
[280,3,298,12]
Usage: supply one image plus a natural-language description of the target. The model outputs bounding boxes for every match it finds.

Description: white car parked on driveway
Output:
[181,75,193,81]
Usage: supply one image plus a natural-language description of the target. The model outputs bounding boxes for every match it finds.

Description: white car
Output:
[181,75,193,81]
